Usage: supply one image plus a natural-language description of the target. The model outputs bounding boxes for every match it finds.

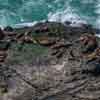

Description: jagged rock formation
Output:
[0,21,100,100]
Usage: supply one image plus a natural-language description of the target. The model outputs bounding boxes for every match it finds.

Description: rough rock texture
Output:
[0,22,100,100]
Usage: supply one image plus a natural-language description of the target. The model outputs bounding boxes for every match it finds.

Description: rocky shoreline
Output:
[0,21,100,100]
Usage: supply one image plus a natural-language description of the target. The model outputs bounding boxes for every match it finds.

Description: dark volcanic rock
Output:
[4,26,14,32]
[0,21,100,100]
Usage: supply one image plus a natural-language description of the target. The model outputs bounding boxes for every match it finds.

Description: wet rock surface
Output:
[0,22,100,100]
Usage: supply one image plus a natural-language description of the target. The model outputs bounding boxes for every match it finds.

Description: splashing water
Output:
[0,0,99,28]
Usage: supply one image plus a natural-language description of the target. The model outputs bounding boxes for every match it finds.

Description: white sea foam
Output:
[95,34,100,38]
[14,21,38,28]
[48,6,87,27]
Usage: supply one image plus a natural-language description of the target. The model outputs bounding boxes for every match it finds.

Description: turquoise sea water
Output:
[0,0,100,28]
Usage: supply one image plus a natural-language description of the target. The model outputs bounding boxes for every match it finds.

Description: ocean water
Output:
[0,0,99,28]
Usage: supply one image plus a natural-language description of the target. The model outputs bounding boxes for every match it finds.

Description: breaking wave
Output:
[0,0,99,29]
